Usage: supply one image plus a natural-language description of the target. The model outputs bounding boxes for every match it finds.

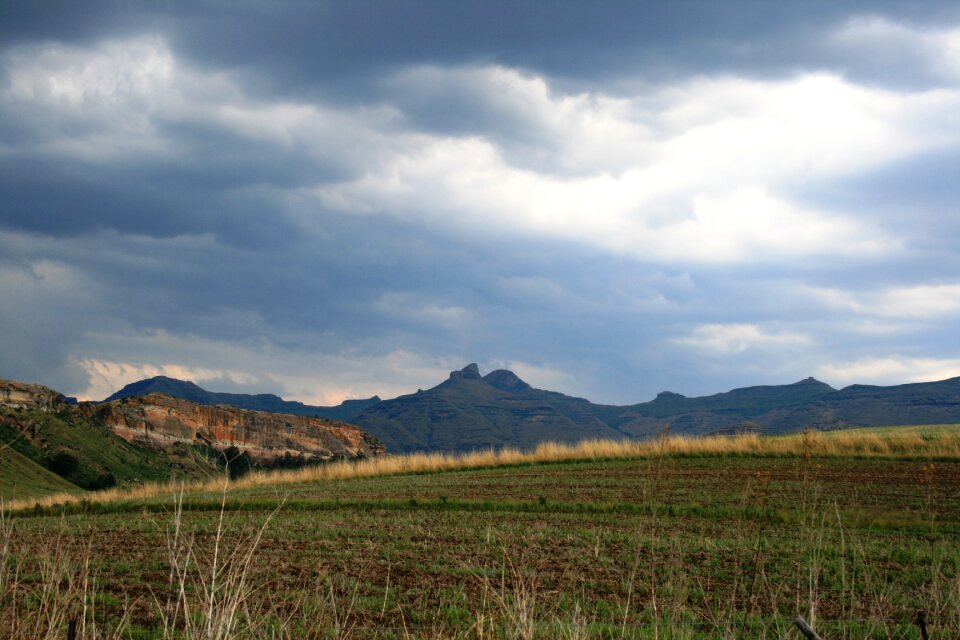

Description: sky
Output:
[2,1,960,405]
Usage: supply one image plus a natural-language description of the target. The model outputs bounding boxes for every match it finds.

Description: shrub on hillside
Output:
[45,450,79,477]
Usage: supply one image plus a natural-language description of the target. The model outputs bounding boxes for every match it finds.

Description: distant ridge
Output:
[349,365,841,452]
[102,369,960,453]
[350,363,624,453]
[104,376,381,422]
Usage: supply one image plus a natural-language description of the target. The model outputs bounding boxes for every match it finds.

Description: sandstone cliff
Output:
[81,393,386,462]
[0,378,71,412]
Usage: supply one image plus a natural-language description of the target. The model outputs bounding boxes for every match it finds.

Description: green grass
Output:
[0,445,79,498]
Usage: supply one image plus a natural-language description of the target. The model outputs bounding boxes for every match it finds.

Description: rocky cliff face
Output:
[0,378,71,412]
[82,393,386,462]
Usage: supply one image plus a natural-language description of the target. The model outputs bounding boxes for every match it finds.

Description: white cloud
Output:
[319,69,960,263]
[673,323,811,355]
[653,187,890,261]
[4,35,174,107]
[390,65,653,175]
[805,283,960,319]
[0,36,397,168]
[2,35,179,159]
[817,356,960,387]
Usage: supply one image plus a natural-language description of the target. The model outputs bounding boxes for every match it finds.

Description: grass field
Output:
[2,428,959,638]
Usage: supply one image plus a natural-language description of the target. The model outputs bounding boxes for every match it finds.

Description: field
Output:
[2,428,959,639]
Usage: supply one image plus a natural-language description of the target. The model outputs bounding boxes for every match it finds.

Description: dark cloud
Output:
[2,0,960,403]
[6,1,960,94]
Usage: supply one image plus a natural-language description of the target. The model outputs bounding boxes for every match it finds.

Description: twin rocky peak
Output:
[447,363,531,392]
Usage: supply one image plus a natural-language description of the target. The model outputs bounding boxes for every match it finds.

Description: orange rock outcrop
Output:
[82,393,386,462]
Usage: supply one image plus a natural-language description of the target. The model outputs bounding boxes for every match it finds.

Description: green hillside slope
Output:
[0,445,79,499]
[0,407,212,491]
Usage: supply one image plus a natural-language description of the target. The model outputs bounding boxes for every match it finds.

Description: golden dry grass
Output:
[11,427,960,512]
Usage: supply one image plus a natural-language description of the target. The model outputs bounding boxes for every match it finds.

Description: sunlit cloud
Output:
[74,358,257,402]
[319,69,958,262]
[71,330,466,406]
[817,356,960,387]
[673,324,811,355]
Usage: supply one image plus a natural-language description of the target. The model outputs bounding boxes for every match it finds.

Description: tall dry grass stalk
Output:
[156,482,283,640]
[2,488,371,639]
[12,427,960,512]
[0,499,131,639]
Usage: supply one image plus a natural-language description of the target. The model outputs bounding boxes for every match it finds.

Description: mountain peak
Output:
[654,391,686,401]
[792,377,834,390]
[104,376,206,403]
[449,363,482,381]
[483,369,532,393]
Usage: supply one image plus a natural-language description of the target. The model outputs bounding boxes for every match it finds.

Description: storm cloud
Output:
[2,1,960,404]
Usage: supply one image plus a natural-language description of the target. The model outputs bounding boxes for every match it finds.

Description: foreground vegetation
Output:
[2,427,959,638]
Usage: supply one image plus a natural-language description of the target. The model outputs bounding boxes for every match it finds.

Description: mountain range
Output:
[106,364,960,452]
[5,365,960,499]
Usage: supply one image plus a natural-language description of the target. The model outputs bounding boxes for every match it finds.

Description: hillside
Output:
[0,446,80,498]
[0,379,214,495]
[611,377,839,436]
[755,376,960,431]
[0,378,387,499]
[104,376,380,421]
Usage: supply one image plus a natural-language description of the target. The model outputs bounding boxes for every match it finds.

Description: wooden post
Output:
[67,619,77,640]
[794,616,823,640]
[916,610,929,640]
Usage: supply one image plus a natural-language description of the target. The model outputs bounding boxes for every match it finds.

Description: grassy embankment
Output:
[10,425,960,512]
